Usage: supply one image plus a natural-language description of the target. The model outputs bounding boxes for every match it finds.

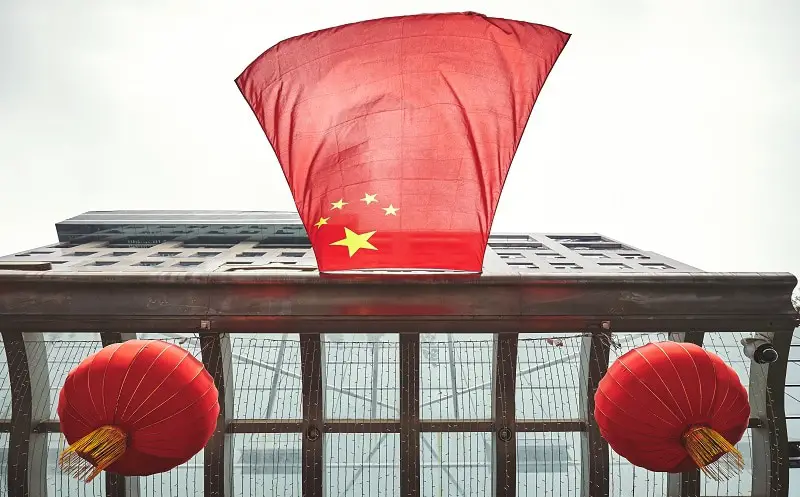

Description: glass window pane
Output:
[420,336,492,420]
[0,432,8,496]
[0,342,11,420]
[42,335,104,419]
[325,336,399,420]
[233,335,302,420]
[700,428,753,496]
[517,432,581,496]
[326,433,398,497]
[233,433,301,497]
[47,433,105,496]
[516,334,582,420]
[421,432,492,497]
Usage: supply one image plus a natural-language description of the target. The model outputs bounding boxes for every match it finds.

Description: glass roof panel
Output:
[517,432,581,496]
[421,432,491,497]
[233,335,302,420]
[420,336,492,420]
[233,433,301,497]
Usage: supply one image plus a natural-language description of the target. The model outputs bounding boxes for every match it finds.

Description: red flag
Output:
[237,12,569,273]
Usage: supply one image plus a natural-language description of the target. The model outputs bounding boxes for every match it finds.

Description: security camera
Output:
[741,336,779,364]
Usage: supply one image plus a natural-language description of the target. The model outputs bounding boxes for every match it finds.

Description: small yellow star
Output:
[361,193,378,205]
[314,217,329,228]
[383,204,399,216]
[330,227,378,257]
[331,199,347,210]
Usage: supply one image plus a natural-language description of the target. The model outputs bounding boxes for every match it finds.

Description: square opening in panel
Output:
[109,251,135,257]
[535,251,566,260]
[153,251,181,257]
[578,253,608,259]
[191,251,221,258]
[176,261,202,267]
[68,251,97,257]
[597,262,631,269]
[497,252,525,259]
[640,262,675,270]
[238,251,267,258]
[279,251,306,258]
[89,261,117,267]
[619,252,650,260]
[508,262,539,270]
[550,262,582,270]
[136,260,163,267]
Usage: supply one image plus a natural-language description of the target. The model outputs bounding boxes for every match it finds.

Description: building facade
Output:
[0,211,796,497]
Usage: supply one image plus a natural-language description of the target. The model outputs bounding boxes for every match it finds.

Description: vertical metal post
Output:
[493,333,518,497]
[2,331,49,497]
[100,332,141,497]
[749,330,792,497]
[666,331,705,497]
[579,330,611,497]
[399,333,420,497]
[300,333,324,497]
[199,332,234,497]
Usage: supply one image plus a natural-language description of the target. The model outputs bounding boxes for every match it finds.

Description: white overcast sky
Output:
[0,0,798,286]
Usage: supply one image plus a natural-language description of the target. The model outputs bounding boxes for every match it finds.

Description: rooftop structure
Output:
[0,211,797,497]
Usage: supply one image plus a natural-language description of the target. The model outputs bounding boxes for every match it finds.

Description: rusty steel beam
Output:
[400,334,420,497]
[199,333,234,497]
[0,272,795,334]
[300,334,324,497]
[579,330,611,497]
[1,331,49,497]
[749,330,793,497]
[493,333,518,497]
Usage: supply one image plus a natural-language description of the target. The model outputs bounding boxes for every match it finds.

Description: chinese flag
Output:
[237,12,569,273]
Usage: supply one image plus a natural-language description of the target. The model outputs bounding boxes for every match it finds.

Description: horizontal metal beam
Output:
[22,417,763,435]
[0,272,795,333]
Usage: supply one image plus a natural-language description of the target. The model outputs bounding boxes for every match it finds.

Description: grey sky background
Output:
[0,0,798,286]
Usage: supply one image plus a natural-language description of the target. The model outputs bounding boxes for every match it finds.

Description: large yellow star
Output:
[361,193,378,205]
[383,204,399,216]
[331,199,347,210]
[314,217,329,228]
[330,228,378,257]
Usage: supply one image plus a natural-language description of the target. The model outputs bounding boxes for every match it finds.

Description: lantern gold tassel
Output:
[682,426,744,481]
[58,425,127,482]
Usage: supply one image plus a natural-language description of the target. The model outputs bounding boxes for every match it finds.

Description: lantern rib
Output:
[594,400,667,437]
[632,347,690,422]
[616,359,685,425]
[113,344,171,424]
[99,343,129,422]
[85,351,105,425]
[650,343,695,419]
[108,341,150,425]
[125,366,208,427]
[671,342,704,419]
[700,348,719,418]
[118,350,193,425]
[133,398,219,439]
[596,380,679,431]
[132,383,217,434]
[60,395,94,430]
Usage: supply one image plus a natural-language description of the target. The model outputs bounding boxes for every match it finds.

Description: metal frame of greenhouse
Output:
[0,269,797,497]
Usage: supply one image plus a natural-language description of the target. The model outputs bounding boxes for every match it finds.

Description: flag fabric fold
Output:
[237,12,569,273]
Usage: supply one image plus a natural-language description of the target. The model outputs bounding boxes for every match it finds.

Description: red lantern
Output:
[595,341,749,480]
[57,340,219,481]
